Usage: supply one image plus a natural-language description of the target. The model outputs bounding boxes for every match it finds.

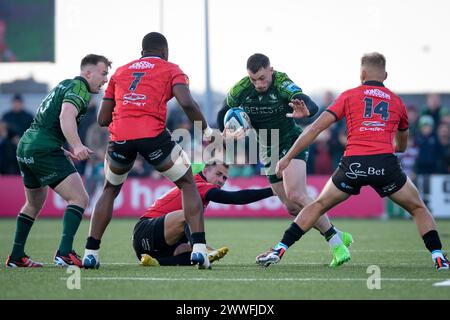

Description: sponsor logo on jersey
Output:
[123,93,147,106]
[363,89,391,100]
[345,162,385,180]
[382,183,397,193]
[359,127,385,132]
[286,83,301,93]
[129,61,155,70]
[362,121,386,127]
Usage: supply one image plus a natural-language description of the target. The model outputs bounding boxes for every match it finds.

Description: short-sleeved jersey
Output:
[104,56,189,141]
[327,82,408,156]
[226,71,303,148]
[142,174,218,219]
[20,77,91,150]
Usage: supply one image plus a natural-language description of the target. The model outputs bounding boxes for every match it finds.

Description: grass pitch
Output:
[0,218,449,300]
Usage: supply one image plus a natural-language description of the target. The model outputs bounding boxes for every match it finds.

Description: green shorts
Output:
[16,144,77,189]
[262,138,309,184]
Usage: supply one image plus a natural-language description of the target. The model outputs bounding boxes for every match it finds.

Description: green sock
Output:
[58,205,84,255]
[11,213,35,260]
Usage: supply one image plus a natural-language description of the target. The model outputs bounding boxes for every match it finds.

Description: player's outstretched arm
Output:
[287,93,319,118]
[216,101,230,132]
[98,99,115,127]
[205,187,274,205]
[173,84,208,130]
[276,111,335,177]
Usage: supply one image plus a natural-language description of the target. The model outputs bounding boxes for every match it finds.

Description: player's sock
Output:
[322,226,343,247]
[422,230,442,253]
[431,250,445,260]
[10,213,35,260]
[58,205,84,255]
[157,252,192,266]
[280,222,305,248]
[191,232,206,245]
[86,236,101,250]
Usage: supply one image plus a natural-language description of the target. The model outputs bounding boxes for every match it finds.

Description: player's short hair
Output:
[80,54,112,69]
[361,52,386,70]
[204,161,229,169]
[142,32,168,52]
[247,53,270,73]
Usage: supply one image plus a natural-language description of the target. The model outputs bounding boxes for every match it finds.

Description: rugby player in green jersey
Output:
[6,54,111,268]
[217,54,352,266]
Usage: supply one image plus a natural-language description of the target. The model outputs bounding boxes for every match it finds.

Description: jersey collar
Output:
[75,76,93,93]
[363,80,385,87]
[140,54,163,60]
[198,172,208,182]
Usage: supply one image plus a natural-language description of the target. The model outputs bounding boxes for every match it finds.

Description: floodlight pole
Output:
[204,0,213,121]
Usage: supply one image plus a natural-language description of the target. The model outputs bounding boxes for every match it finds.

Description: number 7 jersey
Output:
[326,81,408,156]
[104,56,189,141]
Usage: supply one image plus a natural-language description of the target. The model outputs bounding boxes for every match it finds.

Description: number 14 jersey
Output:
[326,81,408,156]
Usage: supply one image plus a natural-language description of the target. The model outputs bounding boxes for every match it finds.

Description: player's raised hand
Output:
[71,144,94,161]
[286,99,310,119]
[275,156,291,178]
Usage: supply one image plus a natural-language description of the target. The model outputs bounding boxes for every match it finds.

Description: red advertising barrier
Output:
[0,176,384,218]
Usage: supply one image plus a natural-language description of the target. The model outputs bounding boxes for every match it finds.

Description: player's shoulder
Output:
[65,77,90,97]
[228,76,252,99]
[274,71,302,92]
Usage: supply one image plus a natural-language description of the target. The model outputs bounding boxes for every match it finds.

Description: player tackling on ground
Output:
[134,162,274,266]
[6,54,111,267]
[83,32,214,269]
[256,52,449,271]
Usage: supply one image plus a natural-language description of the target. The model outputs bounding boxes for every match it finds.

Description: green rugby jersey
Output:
[20,76,91,149]
[226,71,303,148]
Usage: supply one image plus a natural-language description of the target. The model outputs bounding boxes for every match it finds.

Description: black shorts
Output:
[132,216,188,260]
[107,129,176,168]
[332,153,407,197]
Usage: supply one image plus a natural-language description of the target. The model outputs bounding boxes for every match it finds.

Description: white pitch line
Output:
[60,277,447,282]
[433,279,450,287]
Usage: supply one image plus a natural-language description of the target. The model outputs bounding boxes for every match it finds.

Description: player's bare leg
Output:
[6,186,48,267]
[83,159,131,269]
[389,177,448,270]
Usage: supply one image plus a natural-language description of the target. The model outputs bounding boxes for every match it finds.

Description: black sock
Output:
[191,232,206,244]
[422,230,442,253]
[323,226,337,241]
[280,223,305,248]
[86,236,101,250]
[157,252,192,266]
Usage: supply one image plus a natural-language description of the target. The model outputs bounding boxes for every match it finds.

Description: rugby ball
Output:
[223,107,251,132]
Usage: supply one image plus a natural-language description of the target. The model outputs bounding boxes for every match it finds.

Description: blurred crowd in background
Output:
[1,90,449,195]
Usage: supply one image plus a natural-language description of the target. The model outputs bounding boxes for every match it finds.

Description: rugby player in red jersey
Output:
[83,32,215,269]
[256,52,449,270]
[133,162,274,266]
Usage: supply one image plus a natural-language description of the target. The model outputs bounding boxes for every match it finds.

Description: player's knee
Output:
[67,189,89,209]
[286,191,310,208]
[23,201,43,216]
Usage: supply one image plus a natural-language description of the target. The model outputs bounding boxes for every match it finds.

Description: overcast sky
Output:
[0,0,449,97]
